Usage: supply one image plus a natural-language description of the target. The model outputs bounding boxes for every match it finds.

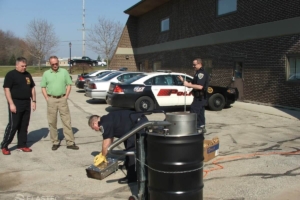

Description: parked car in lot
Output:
[75,70,114,89]
[106,71,239,111]
[84,71,117,91]
[69,56,98,66]
[97,60,107,66]
[85,71,143,100]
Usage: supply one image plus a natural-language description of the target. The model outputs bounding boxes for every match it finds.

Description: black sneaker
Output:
[52,145,60,151]
[67,144,79,150]
[197,126,207,134]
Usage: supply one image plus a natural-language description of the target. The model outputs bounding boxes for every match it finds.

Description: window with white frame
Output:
[161,18,169,32]
[287,57,300,81]
[217,0,237,16]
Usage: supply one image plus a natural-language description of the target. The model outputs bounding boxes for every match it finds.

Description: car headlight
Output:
[227,88,235,94]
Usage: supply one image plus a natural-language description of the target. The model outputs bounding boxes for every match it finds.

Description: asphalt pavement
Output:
[0,76,299,200]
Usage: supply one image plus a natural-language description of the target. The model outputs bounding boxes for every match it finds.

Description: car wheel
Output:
[208,93,225,111]
[135,96,154,112]
[93,63,96,66]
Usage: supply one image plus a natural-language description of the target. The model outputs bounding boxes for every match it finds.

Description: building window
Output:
[153,61,162,71]
[138,63,144,72]
[161,18,169,32]
[217,0,237,16]
[234,61,243,79]
[287,57,300,81]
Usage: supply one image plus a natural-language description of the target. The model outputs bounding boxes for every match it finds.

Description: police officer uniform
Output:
[98,110,148,183]
[1,70,35,149]
[190,67,209,131]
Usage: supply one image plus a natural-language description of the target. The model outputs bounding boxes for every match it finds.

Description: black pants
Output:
[190,98,206,128]
[1,99,31,148]
[123,116,148,181]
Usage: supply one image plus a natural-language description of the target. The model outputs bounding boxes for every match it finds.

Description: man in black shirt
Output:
[178,58,209,133]
[1,57,36,155]
[88,110,148,184]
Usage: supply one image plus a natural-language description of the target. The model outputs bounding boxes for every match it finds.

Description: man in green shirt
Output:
[41,56,79,151]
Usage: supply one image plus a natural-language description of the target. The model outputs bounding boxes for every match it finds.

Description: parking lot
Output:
[0,76,300,200]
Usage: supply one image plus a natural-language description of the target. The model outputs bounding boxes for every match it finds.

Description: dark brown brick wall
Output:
[130,34,300,108]
[137,0,300,46]
[112,34,300,108]
[110,0,300,108]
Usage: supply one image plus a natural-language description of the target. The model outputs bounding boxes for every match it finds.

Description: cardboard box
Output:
[203,137,219,162]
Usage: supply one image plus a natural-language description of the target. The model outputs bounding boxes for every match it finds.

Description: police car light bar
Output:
[156,70,172,73]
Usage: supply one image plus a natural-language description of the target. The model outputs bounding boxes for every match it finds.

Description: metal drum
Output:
[146,113,204,200]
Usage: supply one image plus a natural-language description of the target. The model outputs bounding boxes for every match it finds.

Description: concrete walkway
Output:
[0,76,299,200]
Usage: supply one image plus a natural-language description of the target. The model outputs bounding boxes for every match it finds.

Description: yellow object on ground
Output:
[94,153,107,166]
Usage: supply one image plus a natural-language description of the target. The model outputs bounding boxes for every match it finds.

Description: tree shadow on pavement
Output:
[10,127,80,149]
[10,127,49,150]
[76,90,85,93]
[105,106,133,112]
[86,99,107,104]
[57,127,79,141]
[26,127,49,147]
[275,107,300,120]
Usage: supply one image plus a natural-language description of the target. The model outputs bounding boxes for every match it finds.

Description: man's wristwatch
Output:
[32,100,36,103]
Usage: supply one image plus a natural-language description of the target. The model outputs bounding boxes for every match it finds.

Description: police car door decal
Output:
[151,75,178,106]
[175,75,193,106]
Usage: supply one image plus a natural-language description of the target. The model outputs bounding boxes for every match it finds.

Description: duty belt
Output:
[47,94,66,99]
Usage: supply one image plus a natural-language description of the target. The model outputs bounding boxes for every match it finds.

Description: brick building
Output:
[110,0,300,109]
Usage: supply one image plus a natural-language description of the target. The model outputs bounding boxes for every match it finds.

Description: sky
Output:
[0,0,140,60]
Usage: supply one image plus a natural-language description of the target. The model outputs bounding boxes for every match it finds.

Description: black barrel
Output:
[146,113,204,200]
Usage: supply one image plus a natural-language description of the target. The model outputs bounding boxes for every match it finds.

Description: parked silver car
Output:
[85,71,143,100]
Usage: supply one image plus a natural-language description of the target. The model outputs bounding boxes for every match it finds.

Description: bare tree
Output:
[25,19,59,69]
[0,30,26,65]
[87,16,123,69]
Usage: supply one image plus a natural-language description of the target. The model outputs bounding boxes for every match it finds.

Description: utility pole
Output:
[69,42,72,73]
[82,0,86,56]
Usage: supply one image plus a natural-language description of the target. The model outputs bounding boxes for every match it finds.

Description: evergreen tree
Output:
[9,54,16,65]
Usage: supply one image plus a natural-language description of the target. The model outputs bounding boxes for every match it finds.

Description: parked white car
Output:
[85,71,143,100]
[97,61,107,66]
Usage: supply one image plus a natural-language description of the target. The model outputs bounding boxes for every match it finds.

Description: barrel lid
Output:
[166,112,196,122]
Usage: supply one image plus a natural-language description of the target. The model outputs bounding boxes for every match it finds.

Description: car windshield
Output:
[101,72,122,81]
[96,71,112,78]
[87,71,99,76]
[123,74,147,84]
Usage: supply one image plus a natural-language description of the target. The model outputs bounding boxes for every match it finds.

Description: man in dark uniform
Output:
[1,57,36,155]
[88,110,148,184]
[178,58,209,133]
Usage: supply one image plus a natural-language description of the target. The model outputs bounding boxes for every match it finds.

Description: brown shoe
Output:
[67,144,79,150]
[52,145,60,151]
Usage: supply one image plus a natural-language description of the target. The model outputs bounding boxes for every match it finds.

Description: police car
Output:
[106,71,239,111]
